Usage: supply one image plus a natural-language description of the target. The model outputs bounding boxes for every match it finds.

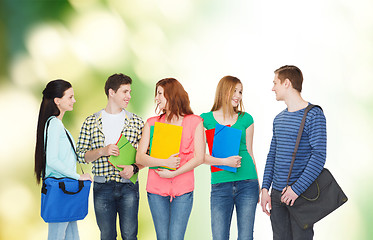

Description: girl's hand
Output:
[165,153,181,169]
[224,156,242,168]
[155,168,176,178]
[79,173,92,181]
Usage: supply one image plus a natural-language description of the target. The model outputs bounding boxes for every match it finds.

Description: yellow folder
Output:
[150,122,183,170]
[108,134,138,184]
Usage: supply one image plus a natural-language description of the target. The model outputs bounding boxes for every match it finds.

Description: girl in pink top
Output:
[136,78,205,240]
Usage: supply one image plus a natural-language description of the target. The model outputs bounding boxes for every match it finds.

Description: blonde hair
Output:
[211,76,244,118]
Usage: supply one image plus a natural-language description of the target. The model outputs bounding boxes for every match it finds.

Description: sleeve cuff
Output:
[73,173,80,180]
[291,184,303,196]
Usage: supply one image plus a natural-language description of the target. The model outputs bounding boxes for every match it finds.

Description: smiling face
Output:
[55,87,76,113]
[231,83,243,108]
[155,86,167,111]
[110,84,131,109]
[272,73,286,101]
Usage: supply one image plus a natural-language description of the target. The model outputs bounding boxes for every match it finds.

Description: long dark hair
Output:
[155,78,193,122]
[34,79,72,184]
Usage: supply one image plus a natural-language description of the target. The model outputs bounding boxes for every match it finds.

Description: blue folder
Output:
[212,123,242,172]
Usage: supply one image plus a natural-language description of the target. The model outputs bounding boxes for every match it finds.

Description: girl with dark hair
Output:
[34,79,92,240]
[201,76,260,240]
[136,78,205,240]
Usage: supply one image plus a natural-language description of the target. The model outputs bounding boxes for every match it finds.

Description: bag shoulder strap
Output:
[64,129,85,174]
[42,117,53,179]
[285,104,323,186]
[64,129,77,158]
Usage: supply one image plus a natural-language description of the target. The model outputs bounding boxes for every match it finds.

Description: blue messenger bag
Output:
[41,177,91,222]
[40,118,91,223]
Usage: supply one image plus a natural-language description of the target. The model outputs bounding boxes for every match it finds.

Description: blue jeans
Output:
[48,221,79,240]
[93,181,139,240]
[211,179,259,240]
[270,189,314,240]
[147,191,193,240]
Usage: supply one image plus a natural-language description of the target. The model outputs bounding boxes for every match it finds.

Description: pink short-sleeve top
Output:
[146,114,203,198]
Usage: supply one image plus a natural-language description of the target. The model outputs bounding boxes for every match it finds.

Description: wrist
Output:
[99,147,105,157]
[218,158,226,165]
[170,169,178,178]
[131,164,139,174]
[162,160,171,168]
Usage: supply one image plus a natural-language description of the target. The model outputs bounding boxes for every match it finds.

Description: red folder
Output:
[205,128,222,173]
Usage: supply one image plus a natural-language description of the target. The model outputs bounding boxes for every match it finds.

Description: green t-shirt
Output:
[200,111,258,184]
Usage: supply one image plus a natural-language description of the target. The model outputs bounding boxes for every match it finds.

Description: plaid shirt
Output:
[76,109,144,182]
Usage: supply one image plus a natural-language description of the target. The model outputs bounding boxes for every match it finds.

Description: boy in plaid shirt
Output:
[77,74,144,240]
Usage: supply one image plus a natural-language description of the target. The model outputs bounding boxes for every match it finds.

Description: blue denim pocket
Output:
[93,182,105,192]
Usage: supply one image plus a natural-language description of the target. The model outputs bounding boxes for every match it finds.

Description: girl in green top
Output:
[200,76,260,240]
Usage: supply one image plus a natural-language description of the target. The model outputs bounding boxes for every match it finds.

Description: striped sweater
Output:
[262,104,327,196]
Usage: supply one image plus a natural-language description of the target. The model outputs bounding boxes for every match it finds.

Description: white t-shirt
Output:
[101,109,126,146]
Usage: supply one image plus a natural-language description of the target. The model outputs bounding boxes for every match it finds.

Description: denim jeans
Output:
[93,181,139,240]
[211,179,259,240]
[147,191,193,240]
[48,221,79,240]
[270,189,314,240]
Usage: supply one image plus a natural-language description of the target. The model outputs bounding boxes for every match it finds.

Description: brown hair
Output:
[155,78,193,122]
[104,73,132,97]
[211,76,244,118]
[274,65,303,92]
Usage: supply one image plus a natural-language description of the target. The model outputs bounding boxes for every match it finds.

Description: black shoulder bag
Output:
[285,104,348,229]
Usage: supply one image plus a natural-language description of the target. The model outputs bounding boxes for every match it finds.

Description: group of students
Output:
[34,65,327,240]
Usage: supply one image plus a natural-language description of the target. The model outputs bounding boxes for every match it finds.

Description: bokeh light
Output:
[1,0,372,239]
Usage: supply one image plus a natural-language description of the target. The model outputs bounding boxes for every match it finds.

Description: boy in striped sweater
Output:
[261,65,327,240]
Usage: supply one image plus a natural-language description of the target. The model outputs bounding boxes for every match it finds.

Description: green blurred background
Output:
[0,0,371,239]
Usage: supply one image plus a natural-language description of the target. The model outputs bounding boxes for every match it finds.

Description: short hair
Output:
[211,76,244,117]
[155,78,193,122]
[104,73,132,97]
[274,65,303,92]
